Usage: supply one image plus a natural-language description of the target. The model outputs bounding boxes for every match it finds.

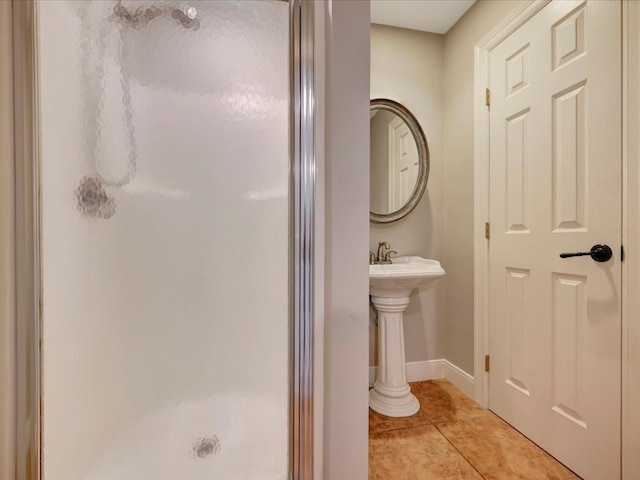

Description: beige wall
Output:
[324,0,370,478]
[370,24,445,366]
[442,0,522,374]
[369,2,524,377]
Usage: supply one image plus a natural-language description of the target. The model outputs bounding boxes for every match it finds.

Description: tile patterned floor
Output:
[369,379,580,480]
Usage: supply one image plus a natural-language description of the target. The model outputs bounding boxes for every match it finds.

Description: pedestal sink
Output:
[369,256,446,417]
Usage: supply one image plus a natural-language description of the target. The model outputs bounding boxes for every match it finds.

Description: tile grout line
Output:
[370,379,580,480]
[370,379,486,478]
[371,419,489,480]
[369,420,433,436]
[432,421,490,480]
[481,413,582,480]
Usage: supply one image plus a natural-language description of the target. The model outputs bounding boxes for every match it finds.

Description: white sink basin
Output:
[369,255,446,417]
[369,256,445,297]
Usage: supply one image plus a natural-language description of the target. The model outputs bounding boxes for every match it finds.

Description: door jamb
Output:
[622,1,640,478]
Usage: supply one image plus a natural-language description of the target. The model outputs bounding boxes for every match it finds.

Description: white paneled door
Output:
[389,117,419,211]
[488,1,621,479]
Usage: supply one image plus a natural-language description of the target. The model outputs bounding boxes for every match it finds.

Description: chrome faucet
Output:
[370,241,397,265]
[377,241,390,262]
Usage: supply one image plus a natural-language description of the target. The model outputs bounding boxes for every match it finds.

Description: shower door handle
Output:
[559,244,613,262]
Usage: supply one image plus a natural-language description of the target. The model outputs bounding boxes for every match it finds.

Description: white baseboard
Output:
[442,360,475,400]
[369,358,476,401]
[368,359,442,387]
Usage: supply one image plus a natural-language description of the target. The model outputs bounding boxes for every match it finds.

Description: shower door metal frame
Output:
[290,0,315,478]
[7,1,316,478]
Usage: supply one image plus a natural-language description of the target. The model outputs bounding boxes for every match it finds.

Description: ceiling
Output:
[370,0,476,35]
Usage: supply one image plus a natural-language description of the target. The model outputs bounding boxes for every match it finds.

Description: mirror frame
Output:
[370,98,430,224]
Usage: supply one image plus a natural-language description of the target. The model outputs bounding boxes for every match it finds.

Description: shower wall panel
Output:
[37,1,290,478]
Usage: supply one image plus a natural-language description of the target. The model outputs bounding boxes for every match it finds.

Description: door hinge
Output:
[621,244,625,262]
[485,222,490,240]
[485,88,491,107]
[485,355,490,372]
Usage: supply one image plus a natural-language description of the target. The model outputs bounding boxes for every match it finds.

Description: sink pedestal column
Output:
[369,295,419,417]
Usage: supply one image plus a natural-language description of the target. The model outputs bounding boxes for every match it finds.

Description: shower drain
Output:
[192,435,221,459]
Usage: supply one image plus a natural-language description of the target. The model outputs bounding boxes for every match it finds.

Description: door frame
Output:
[621,2,640,478]
[387,114,401,212]
[473,1,640,478]
[387,114,408,212]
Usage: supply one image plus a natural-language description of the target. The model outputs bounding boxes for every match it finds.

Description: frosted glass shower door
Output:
[36,1,290,479]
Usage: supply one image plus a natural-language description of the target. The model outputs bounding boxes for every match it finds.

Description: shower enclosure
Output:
[8,0,315,478]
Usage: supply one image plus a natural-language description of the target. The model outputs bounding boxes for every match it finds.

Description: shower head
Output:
[171,5,199,29]
[113,1,200,30]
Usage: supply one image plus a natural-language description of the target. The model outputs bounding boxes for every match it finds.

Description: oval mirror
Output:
[370,98,430,223]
